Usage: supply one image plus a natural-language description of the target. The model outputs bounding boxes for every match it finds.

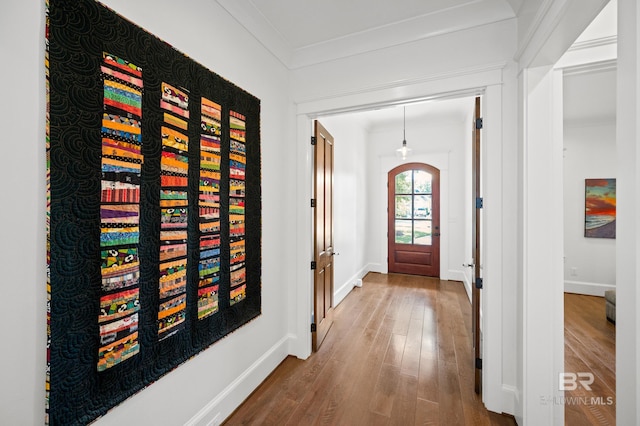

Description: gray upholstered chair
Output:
[605,290,616,324]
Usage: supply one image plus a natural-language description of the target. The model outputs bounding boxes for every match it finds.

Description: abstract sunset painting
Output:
[585,178,616,238]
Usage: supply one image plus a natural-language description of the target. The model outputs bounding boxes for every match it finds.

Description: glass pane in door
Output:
[413,195,432,219]
[414,220,432,245]
[395,196,412,219]
[395,171,412,194]
[414,171,432,194]
[395,220,412,244]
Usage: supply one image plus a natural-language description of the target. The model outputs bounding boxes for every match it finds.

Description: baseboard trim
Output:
[184,334,291,426]
[463,272,472,303]
[501,384,518,416]
[334,281,354,307]
[367,262,386,274]
[564,280,615,297]
[335,264,372,305]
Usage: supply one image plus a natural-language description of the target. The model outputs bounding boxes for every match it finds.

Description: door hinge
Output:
[311,136,317,145]
[311,198,316,208]
[475,117,483,130]
[311,261,317,270]
[475,277,483,289]
[311,323,317,332]
[475,357,483,369]
[476,197,483,209]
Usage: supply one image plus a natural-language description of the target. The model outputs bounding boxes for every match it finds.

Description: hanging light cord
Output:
[403,106,406,145]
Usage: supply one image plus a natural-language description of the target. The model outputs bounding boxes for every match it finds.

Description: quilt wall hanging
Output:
[45,0,261,423]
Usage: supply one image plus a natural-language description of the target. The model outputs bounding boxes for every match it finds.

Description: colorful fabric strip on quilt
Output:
[229,111,247,306]
[98,52,143,371]
[158,82,189,340]
[197,98,221,319]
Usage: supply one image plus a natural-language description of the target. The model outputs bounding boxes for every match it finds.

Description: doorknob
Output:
[332,252,340,256]
[463,263,475,268]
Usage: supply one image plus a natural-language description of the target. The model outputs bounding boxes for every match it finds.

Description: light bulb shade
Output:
[396,140,412,160]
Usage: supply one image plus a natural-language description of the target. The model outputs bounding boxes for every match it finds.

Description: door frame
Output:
[292,78,506,414]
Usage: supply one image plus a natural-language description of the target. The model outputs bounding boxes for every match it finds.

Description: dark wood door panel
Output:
[313,120,334,351]
[394,250,433,266]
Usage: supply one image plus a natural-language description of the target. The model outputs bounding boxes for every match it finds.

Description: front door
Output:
[312,121,334,351]
[388,163,440,277]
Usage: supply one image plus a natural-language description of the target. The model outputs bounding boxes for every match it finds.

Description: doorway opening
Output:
[295,88,503,408]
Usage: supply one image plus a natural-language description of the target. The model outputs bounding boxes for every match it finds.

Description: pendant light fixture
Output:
[396,106,412,160]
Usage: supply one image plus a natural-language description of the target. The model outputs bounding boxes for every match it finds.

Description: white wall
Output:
[0,2,46,425]
[363,117,470,287]
[563,123,617,295]
[312,117,370,305]
[0,0,295,424]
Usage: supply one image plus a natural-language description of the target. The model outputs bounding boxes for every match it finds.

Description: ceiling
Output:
[329,97,474,132]
[562,0,617,126]
[216,0,615,131]
[216,0,522,68]
[249,0,520,50]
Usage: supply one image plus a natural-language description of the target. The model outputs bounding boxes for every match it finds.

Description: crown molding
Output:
[290,0,514,69]
[515,0,609,71]
[569,35,617,52]
[215,0,292,68]
[561,58,616,76]
[513,0,556,62]
[218,0,514,70]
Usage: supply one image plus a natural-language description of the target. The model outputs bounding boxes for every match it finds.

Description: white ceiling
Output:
[216,0,520,68]
[562,0,617,126]
[334,0,616,132]
[329,97,474,132]
[216,0,615,131]
[249,0,515,50]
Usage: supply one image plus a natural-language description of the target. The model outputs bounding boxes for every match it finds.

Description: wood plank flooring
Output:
[224,273,515,425]
[564,293,616,426]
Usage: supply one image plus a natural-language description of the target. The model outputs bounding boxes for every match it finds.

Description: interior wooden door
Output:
[388,163,440,277]
[472,96,482,394]
[312,121,334,351]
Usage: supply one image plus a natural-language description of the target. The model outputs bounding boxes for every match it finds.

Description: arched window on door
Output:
[388,163,440,277]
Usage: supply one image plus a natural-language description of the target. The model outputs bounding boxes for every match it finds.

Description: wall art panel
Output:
[584,178,616,238]
[45,0,261,424]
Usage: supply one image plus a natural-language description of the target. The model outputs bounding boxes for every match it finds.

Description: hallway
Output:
[225,273,515,425]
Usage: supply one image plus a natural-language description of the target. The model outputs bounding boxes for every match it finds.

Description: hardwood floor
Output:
[224,273,515,425]
[564,293,616,426]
